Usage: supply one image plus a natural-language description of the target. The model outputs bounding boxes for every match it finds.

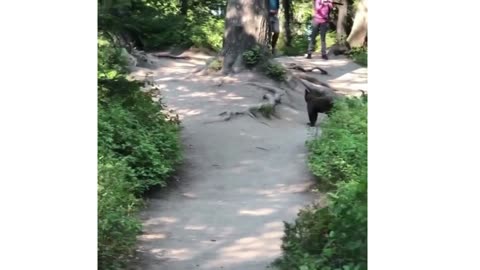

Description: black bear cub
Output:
[304,88,334,127]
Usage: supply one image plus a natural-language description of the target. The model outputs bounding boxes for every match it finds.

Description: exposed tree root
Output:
[182,55,365,125]
[244,82,286,99]
[328,43,351,56]
[204,82,285,123]
[283,69,366,98]
[293,73,333,88]
[153,52,191,60]
[286,63,328,75]
[190,56,225,77]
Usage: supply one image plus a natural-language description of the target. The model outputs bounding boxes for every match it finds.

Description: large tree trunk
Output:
[221,0,269,74]
[180,0,188,15]
[282,0,293,47]
[336,0,348,44]
[347,0,368,47]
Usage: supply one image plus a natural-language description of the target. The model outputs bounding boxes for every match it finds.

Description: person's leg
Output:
[319,22,329,59]
[307,20,320,58]
[271,16,280,54]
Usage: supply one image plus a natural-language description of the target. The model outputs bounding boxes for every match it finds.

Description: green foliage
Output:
[98,0,227,51]
[347,47,368,67]
[98,156,142,270]
[274,97,367,270]
[98,34,182,269]
[98,34,129,79]
[307,97,367,186]
[265,62,287,81]
[279,33,309,56]
[98,97,182,192]
[277,0,359,56]
[276,0,311,56]
[190,17,225,52]
[242,45,262,68]
[326,31,337,48]
[275,178,367,270]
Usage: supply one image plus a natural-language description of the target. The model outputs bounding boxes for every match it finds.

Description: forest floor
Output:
[127,50,368,270]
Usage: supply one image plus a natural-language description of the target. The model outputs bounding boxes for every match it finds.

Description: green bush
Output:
[308,97,367,186]
[242,45,262,68]
[190,17,225,52]
[275,177,367,270]
[98,98,181,192]
[347,47,368,67]
[274,97,367,270]
[98,35,182,269]
[98,156,142,270]
[265,62,287,81]
[140,15,190,50]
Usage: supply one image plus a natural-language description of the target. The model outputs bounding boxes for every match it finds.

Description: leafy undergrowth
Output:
[98,0,225,52]
[242,46,287,81]
[308,97,367,187]
[98,34,182,270]
[348,47,368,67]
[273,96,367,270]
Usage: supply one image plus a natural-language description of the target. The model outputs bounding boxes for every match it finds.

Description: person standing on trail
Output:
[268,0,280,55]
[306,0,333,60]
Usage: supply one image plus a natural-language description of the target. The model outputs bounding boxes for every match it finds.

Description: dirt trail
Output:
[129,52,368,270]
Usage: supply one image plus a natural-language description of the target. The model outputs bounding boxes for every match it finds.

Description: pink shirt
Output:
[313,0,333,24]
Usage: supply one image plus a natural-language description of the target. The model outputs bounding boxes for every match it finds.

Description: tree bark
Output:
[336,0,348,44]
[282,0,293,47]
[221,0,269,73]
[347,0,368,47]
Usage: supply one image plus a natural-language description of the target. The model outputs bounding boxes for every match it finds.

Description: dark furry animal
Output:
[304,88,334,127]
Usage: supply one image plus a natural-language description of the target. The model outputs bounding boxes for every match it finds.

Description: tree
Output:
[282,0,293,47]
[221,0,270,73]
[335,0,348,44]
[346,0,367,47]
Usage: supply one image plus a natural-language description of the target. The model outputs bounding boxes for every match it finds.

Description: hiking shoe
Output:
[306,53,312,59]
[321,54,328,60]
